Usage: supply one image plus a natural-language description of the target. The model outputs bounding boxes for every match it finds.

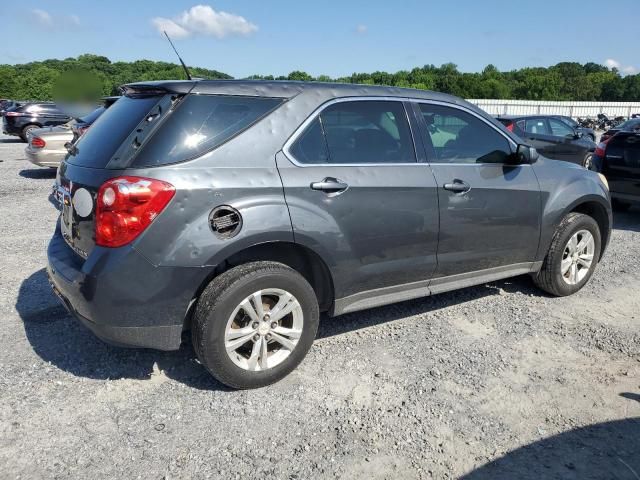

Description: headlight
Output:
[597,173,609,190]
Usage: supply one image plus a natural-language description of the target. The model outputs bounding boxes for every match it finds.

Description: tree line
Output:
[0,54,638,102]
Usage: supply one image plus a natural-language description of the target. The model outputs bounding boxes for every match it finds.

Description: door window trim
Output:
[411,99,521,167]
[282,96,420,167]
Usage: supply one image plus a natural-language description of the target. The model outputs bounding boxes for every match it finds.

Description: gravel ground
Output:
[0,133,638,479]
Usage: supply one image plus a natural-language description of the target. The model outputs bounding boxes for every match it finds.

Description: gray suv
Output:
[47,81,612,389]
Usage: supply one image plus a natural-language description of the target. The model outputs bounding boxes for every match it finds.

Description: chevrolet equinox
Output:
[48,81,612,389]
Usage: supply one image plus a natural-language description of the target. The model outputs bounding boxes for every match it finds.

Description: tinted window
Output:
[67,95,162,168]
[618,119,640,130]
[131,95,283,167]
[316,101,415,164]
[419,104,511,164]
[524,118,550,135]
[549,118,574,137]
[289,118,329,164]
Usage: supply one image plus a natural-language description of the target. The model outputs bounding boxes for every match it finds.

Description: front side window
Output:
[131,95,284,167]
[418,103,511,164]
[549,118,575,137]
[289,100,416,164]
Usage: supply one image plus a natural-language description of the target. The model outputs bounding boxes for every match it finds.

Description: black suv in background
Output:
[497,115,596,167]
[591,131,640,210]
[2,103,72,141]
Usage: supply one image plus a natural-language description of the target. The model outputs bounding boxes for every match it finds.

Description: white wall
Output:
[467,99,640,118]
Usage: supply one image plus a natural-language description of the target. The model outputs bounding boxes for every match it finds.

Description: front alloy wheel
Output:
[533,212,601,296]
[560,230,595,285]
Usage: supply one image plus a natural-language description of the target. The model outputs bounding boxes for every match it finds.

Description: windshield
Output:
[66,95,164,168]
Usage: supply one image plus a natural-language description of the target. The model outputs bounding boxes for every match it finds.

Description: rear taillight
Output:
[95,176,175,248]
[31,136,46,148]
[504,122,514,132]
[594,137,611,157]
[5,111,22,117]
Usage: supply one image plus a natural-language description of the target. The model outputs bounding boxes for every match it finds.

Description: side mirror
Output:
[514,144,539,164]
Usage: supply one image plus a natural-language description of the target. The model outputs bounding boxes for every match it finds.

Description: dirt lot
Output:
[0,133,638,479]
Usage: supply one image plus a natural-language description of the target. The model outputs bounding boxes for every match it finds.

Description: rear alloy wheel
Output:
[192,261,319,389]
[20,124,38,142]
[224,288,304,372]
[533,212,601,296]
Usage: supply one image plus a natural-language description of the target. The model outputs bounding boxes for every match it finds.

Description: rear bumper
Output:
[26,148,64,168]
[47,223,207,350]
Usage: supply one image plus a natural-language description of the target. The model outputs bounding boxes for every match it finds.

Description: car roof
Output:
[123,79,471,106]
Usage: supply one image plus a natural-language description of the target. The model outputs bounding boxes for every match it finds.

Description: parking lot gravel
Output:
[0,133,638,479]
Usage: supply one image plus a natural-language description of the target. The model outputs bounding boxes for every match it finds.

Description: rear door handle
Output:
[443,179,471,193]
[310,177,349,193]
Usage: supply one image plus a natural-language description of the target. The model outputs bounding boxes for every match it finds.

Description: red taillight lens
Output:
[505,122,514,132]
[31,136,46,148]
[95,176,175,248]
[594,137,611,157]
[5,111,22,117]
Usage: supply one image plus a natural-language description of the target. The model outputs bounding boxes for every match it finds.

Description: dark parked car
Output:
[600,118,640,143]
[3,102,72,141]
[48,80,611,389]
[0,99,24,116]
[552,115,596,141]
[591,132,640,211]
[497,115,596,167]
[70,96,120,142]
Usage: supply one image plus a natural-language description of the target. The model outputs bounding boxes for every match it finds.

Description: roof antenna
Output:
[164,30,192,80]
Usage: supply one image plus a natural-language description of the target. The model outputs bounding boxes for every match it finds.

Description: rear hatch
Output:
[56,84,285,259]
[57,91,177,258]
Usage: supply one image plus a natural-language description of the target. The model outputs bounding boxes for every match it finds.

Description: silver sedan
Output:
[24,124,73,168]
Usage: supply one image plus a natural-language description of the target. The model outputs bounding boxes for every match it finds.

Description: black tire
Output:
[612,199,631,212]
[192,261,319,389]
[533,212,601,296]
[20,124,39,142]
[582,153,594,170]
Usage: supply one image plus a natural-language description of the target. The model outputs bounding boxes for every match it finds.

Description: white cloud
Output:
[30,8,81,29]
[152,5,257,39]
[31,9,53,26]
[355,24,367,35]
[604,58,637,75]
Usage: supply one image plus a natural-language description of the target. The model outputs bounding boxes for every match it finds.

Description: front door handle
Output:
[443,179,471,193]
[310,177,349,193]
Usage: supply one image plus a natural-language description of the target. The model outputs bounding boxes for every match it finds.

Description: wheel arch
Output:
[568,199,611,260]
[184,241,335,330]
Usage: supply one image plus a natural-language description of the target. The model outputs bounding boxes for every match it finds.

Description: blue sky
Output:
[1,1,638,78]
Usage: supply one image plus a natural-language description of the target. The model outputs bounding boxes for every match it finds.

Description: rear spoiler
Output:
[120,81,196,97]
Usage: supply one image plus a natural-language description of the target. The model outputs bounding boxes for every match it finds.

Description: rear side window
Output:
[524,119,550,135]
[67,95,162,168]
[290,100,416,164]
[131,95,283,167]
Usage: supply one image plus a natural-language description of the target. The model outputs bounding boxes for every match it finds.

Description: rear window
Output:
[130,95,283,167]
[78,106,105,125]
[66,95,162,168]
